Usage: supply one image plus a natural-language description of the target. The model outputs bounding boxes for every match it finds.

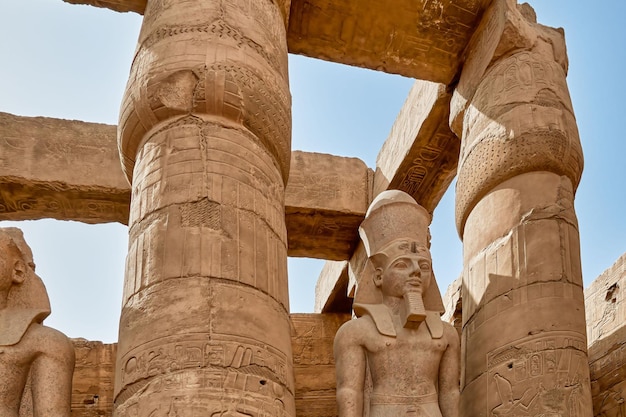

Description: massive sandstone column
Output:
[451,1,592,416]
[114,0,294,416]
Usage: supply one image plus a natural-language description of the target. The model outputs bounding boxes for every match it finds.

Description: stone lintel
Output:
[287,0,491,83]
[285,151,371,260]
[61,0,491,82]
[315,80,459,313]
[373,80,458,213]
[0,112,130,225]
[0,112,369,260]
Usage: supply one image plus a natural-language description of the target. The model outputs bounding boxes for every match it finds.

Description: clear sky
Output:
[0,0,624,343]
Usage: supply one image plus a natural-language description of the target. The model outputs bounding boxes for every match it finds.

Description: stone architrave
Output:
[0,227,75,417]
[334,190,460,417]
[451,1,592,416]
[114,0,295,416]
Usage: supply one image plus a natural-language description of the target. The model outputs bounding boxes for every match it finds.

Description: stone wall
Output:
[585,253,626,417]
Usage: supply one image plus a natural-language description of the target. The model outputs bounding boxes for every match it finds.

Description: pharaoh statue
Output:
[0,227,74,417]
[334,190,460,417]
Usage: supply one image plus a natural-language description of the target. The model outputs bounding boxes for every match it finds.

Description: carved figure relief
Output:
[487,332,590,417]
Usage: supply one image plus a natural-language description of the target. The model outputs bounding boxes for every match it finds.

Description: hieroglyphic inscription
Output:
[487,332,590,417]
[119,335,289,389]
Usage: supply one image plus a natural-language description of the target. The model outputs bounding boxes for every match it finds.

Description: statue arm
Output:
[30,326,75,417]
[438,323,460,417]
[334,321,367,417]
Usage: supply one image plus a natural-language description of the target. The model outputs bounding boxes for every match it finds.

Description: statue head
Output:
[0,227,50,316]
[354,191,444,319]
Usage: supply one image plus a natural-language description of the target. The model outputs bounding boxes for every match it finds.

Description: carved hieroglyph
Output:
[334,191,460,417]
[0,227,75,417]
[114,0,295,416]
[451,1,592,416]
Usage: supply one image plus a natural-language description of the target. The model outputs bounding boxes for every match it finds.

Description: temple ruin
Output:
[1,0,625,416]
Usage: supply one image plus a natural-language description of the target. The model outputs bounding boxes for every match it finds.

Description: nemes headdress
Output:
[354,190,445,314]
[0,227,51,346]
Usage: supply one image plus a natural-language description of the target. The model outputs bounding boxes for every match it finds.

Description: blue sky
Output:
[0,0,624,343]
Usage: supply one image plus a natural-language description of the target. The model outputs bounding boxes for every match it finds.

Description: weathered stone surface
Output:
[61,0,490,82]
[114,0,296,415]
[441,275,462,338]
[588,325,626,417]
[373,80,458,214]
[453,2,591,415]
[334,191,459,417]
[291,313,351,417]
[35,314,348,417]
[286,151,371,260]
[61,0,292,29]
[314,261,350,313]
[62,0,146,14]
[0,112,129,224]
[586,253,626,345]
[586,253,626,417]
[0,228,75,417]
[70,340,116,417]
[0,113,370,260]
[452,0,581,235]
[287,0,490,83]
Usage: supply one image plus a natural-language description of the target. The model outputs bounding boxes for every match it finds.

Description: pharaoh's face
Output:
[374,245,432,298]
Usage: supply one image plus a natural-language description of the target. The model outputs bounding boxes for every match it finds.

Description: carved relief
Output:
[488,333,590,417]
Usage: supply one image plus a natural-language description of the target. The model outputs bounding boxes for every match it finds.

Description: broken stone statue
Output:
[0,227,74,417]
[334,190,460,417]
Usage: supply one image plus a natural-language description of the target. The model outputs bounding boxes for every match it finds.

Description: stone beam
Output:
[0,112,368,260]
[61,0,491,83]
[285,151,371,260]
[0,112,130,224]
[314,79,459,312]
[288,0,491,83]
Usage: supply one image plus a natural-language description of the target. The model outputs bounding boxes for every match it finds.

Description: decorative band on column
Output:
[118,0,291,185]
[455,50,583,236]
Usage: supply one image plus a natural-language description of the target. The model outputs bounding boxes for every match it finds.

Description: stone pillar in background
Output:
[450,1,592,415]
[114,0,294,415]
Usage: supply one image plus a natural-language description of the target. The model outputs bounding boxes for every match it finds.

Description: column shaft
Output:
[114,0,294,415]
[453,1,593,415]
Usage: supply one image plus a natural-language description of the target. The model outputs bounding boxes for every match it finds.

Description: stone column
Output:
[113,0,294,416]
[451,1,593,416]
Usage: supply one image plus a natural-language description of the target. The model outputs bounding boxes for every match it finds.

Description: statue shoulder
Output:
[335,315,378,346]
[26,324,75,360]
[441,321,460,347]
